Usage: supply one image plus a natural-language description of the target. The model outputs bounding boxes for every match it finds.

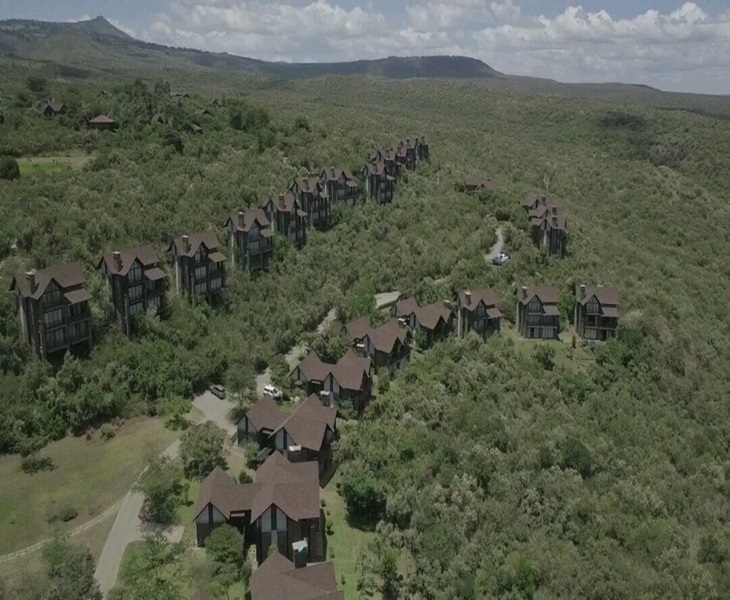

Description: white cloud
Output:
[137,1,730,94]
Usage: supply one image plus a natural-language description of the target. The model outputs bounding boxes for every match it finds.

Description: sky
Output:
[1,1,729,94]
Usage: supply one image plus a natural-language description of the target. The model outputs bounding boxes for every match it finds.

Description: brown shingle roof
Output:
[465,175,499,191]
[394,297,419,318]
[320,167,355,183]
[415,301,453,331]
[251,452,320,521]
[226,209,271,233]
[250,553,344,600]
[518,285,560,306]
[294,177,327,197]
[168,231,221,257]
[294,351,332,383]
[273,395,336,452]
[332,351,371,391]
[194,466,259,519]
[344,317,371,341]
[97,244,159,276]
[459,289,500,311]
[365,319,407,354]
[242,395,287,433]
[578,285,620,307]
[10,262,86,299]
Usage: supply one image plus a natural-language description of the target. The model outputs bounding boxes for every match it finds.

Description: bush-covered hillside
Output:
[0,62,729,596]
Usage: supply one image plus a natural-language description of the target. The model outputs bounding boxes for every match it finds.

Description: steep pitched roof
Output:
[320,166,355,182]
[42,100,65,113]
[250,553,344,600]
[459,289,500,311]
[293,351,332,383]
[365,319,408,354]
[251,452,320,521]
[97,244,159,276]
[465,175,499,191]
[273,395,337,452]
[578,285,620,307]
[194,467,259,519]
[294,176,327,196]
[332,351,371,391]
[263,192,301,214]
[415,301,453,331]
[226,208,271,233]
[242,394,287,433]
[10,262,86,299]
[394,297,420,318]
[518,285,560,306]
[167,231,221,257]
[344,317,371,341]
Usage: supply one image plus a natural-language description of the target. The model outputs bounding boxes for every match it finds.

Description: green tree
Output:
[561,437,593,479]
[0,156,20,181]
[163,130,184,154]
[377,547,400,600]
[180,422,227,478]
[111,534,185,600]
[43,538,102,600]
[308,330,349,364]
[340,469,386,521]
[133,455,186,524]
[533,345,555,370]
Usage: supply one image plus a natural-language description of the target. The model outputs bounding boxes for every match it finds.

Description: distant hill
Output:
[0,17,503,80]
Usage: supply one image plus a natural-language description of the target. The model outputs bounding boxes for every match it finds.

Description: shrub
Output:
[340,469,386,521]
[238,469,253,484]
[0,156,20,181]
[562,437,593,479]
[99,424,116,440]
[21,454,56,474]
[533,345,556,371]
[377,372,391,395]
[47,505,78,524]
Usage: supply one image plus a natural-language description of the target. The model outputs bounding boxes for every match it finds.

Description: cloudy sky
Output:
[1,1,729,94]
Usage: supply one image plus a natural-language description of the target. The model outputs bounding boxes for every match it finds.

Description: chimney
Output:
[292,539,308,568]
[552,216,558,227]
[464,290,472,306]
[551,205,557,216]
[112,250,122,272]
[25,270,36,294]
[182,234,190,253]
[541,196,547,206]
[237,211,244,230]
[521,286,527,300]
[580,284,586,300]
[443,300,453,309]
[406,137,411,146]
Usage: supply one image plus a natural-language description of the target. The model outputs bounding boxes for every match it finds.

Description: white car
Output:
[263,385,282,399]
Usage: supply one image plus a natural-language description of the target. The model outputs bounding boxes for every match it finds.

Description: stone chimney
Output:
[25,270,36,294]
[521,285,527,300]
[182,234,190,253]
[292,539,308,568]
[540,196,547,206]
[112,250,122,272]
[237,211,244,230]
[551,205,557,215]
[552,216,558,227]
[580,284,586,300]
[464,290,472,306]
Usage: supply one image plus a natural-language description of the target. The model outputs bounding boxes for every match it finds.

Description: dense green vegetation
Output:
[1,52,730,598]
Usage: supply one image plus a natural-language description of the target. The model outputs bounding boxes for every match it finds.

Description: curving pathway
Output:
[484,226,506,264]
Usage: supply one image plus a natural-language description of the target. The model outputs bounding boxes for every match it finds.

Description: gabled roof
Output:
[530,205,567,231]
[167,231,221,257]
[262,192,302,214]
[415,301,453,331]
[42,100,65,113]
[518,285,560,306]
[251,452,320,521]
[10,262,85,299]
[394,297,419,318]
[522,194,553,208]
[365,319,408,354]
[194,453,320,524]
[332,351,371,391]
[343,317,371,342]
[272,395,337,452]
[459,289,500,311]
[363,161,392,177]
[578,285,620,307]
[241,394,287,433]
[226,208,271,233]
[294,351,332,383]
[250,552,344,600]
[294,176,327,196]
[97,244,159,276]
[465,175,499,191]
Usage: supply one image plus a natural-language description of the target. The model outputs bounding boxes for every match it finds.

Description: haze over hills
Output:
[1,16,730,117]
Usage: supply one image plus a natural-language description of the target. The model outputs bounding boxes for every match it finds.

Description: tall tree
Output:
[133,455,187,524]
[180,422,227,478]
[43,538,102,600]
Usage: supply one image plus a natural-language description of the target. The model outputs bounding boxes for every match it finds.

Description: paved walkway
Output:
[484,226,505,264]
[94,393,236,597]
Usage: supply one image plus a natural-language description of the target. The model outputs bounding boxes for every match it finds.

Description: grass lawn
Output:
[321,473,379,599]
[17,154,94,175]
[0,416,177,555]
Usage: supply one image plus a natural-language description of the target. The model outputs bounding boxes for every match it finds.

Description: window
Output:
[70,321,88,341]
[44,308,64,328]
[128,264,142,284]
[475,304,485,318]
[527,297,542,314]
[148,295,162,311]
[210,277,222,292]
[194,265,208,281]
[46,328,66,349]
[41,288,62,310]
[194,281,208,296]
[194,247,205,264]
[69,302,87,319]
[586,298,601,315]
[129,301,145,316]
[249,224,259,238]
[128,284,143,302]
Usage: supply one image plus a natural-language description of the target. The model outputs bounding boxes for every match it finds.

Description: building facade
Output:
[225,209,274,274]
[575,284,620,341]
[515,285,561,339]
[457,289,502,339]
[168,232,226,303]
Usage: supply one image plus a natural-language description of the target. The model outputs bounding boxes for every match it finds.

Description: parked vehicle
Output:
[210,384,226,399]
[492,252,510,266]
[263,384,282,399]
